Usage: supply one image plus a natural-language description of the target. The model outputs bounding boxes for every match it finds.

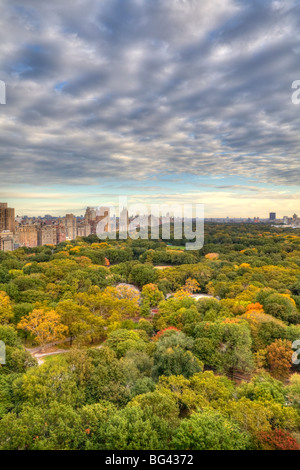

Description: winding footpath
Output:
[25,337,71,365]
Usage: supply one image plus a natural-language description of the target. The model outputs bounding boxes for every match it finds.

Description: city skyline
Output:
[1,199,295,221]
[1,1,300,216]
[2,197,299,253]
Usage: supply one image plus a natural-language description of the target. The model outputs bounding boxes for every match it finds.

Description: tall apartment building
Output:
[37,226,57,246]
[83,206,111,236]
[0,203,15,233]
[77,222,91,237]
[98,206,110,233]
[64,214,77,240]
[119,207,129,233]
[84,207,97,223]
[16,225,38,247]
[56,224,66,244]
[88,207,110,235]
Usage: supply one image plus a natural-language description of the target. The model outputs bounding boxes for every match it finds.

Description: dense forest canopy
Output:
[0,223,299,450]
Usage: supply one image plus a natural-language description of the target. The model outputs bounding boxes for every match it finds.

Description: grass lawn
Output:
[166,244,186,251]
[42,353,65,363]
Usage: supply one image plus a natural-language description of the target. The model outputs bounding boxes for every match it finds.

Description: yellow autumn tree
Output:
[182,278,200,294]
[173,289,191,299]
[174,278,200,299]
[18,308,68,349]
[0,291,14,324]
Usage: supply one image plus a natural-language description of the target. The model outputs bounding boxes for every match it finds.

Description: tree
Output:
[0,325,19,348]
[0,291,13,324]
[13,360,83,408]
[141,284,164,307]
[129,264,157,287]
[129,391,180,429]
[266,339,293,380]
[152,331,203,379]
[76,287,140,322]
[100,405,170,450]
[171,410,250,450]
[153,296,199,331]
[205,253,219,260]
[182,278,200,294]
[192,321,254,375]
[79,401,117,450]
[262,293,299,324]
[0,402,84,450]
[153,326,180,342]
[105,329,149,359]
[56,300,105,345]
[0,325,36,375]
[240,309,287,351]
[255,429,300,450]
[173,278,200,300]
[237,372,286,404]
[286,373,300,411]
[224,397,272,435]
[189,371,234,406]
[107,285,140,302]
[17,309,68,349]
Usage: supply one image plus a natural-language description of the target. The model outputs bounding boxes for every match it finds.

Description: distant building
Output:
[0,203,15,233]
[89,207,110,235]
[0,231,14,252]
[119,207,129,233]
[56,224,67,244]
[63,214,77,240]
[97,207,111,233]
[84,207,97,223]
[16,225,38,247]
[77,223,91,237]
[269,212,276,221]
[37,226,57,246]
[283,216,289,225]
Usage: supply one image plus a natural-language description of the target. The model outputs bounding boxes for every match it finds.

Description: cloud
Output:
[0,0,299,192]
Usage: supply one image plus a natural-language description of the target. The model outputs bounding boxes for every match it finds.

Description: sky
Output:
[1,0,300,217]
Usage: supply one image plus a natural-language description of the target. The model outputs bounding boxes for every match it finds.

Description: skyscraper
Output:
[64,214,77,240]
[269,212,276,221]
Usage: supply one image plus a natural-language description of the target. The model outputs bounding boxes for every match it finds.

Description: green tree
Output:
[153,331,203,379]
[129,264,157,287]
[171,410,250,450]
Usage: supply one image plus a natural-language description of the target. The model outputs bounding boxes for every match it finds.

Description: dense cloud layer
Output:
[0,0,300,188]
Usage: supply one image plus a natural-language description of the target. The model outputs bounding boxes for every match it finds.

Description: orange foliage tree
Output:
[205,253,219,260]
[266,339,293,380]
